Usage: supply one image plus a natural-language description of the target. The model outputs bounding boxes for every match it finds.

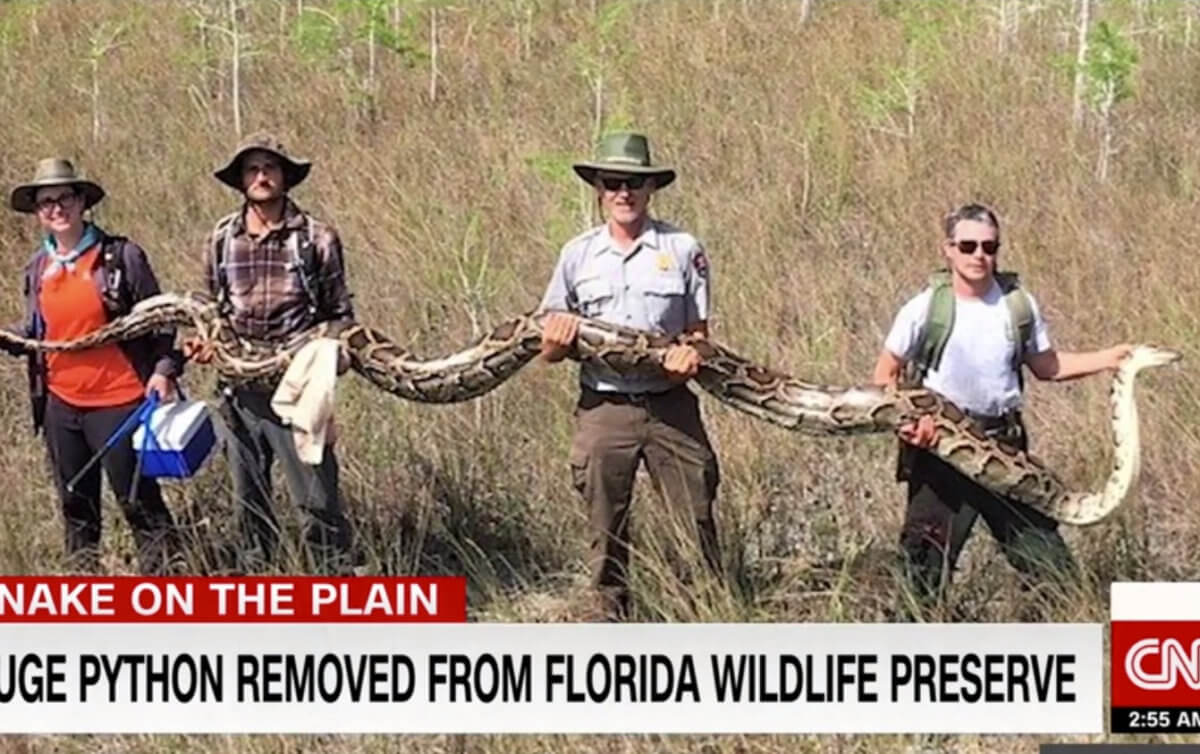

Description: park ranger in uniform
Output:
[539,132,721,621]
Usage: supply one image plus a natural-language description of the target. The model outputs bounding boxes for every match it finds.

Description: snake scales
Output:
[0,291,1178,526]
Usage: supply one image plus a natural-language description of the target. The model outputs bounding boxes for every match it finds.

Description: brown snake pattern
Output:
[0,292,1179,525]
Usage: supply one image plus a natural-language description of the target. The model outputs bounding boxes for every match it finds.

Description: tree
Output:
[83,23,127,143]
[1081,20,1138,181]
[1070,0,1091,131]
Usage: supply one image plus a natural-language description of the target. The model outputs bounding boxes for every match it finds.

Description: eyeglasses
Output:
[34,192,78,212]
[954,239,1001,256]
[599,174,649,191]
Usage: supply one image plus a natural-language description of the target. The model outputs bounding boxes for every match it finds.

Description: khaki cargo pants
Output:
[568,385,721,620]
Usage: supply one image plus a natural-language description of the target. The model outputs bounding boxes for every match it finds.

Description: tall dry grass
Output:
[0,0,1197,751]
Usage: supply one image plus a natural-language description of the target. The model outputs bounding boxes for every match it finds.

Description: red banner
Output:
[1111,620,1200,708]
[0,577,466,622]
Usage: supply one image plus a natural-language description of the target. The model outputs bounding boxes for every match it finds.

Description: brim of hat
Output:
[572,163,676,189]
[213,148,312,191]
[9,180,105,214]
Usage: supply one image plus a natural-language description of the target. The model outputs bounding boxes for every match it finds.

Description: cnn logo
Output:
[1124,638,1200,691]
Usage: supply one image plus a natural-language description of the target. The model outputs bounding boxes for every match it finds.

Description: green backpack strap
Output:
[907,269,1034,389]
[909,270,954,385]
[996,271,1034,388]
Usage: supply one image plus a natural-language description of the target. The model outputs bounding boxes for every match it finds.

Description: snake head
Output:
[1125,345,1182,372]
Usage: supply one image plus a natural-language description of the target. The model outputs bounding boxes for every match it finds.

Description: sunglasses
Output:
[954,239,1001,256]
[599,174,649,191]
[34,192,78,212]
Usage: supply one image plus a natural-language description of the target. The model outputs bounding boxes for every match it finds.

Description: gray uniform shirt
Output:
[538,218,711,394]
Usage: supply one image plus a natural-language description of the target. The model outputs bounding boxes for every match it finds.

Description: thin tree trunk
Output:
[1097,122,1109,181]
[905,47,917,138]
[2,39,10,94]
[520,4,533,61]
[1097,86,1115,181]
[199,16,210,97]
[1071,0,1091,131]
[230,0,242,137]
[368,17,376,91]
[429,7,438,103]
[91,57,101,143]
[592,74,603,145]
[526,6,533,59]
[799,139,811,218]
[583,74,604,229]
[997,0,1015,54]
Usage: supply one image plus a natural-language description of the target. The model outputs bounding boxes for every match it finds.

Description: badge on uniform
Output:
[693,251,709,277]
[656,252,673,272]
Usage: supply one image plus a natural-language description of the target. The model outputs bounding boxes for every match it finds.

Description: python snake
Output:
[0,291,1178,526]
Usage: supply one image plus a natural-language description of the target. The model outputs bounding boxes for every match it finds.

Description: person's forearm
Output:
[872,358,900,387]
[1045,350,1111,381]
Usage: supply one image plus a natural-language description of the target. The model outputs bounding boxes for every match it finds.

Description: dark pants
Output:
[568,385,721,620]
[222,388,350,573]
[897,415,1078,611]
[43,394,177,574]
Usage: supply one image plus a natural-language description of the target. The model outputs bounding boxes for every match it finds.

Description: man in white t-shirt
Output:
[872,203,1131,613]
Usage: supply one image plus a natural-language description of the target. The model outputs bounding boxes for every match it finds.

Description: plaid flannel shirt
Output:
[202,198,353,342]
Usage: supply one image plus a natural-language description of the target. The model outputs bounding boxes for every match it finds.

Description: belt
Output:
[965,408,1023,435]
[578,384,684,408]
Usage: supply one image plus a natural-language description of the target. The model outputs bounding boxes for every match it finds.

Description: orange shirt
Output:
[39,246,145,407]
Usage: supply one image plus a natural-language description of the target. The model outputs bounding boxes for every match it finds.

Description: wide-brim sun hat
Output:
[213,131,312,191]
[10,158,105,214]
[572,131,676,190]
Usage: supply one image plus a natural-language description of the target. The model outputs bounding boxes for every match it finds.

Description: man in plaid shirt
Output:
[191,132,354,573]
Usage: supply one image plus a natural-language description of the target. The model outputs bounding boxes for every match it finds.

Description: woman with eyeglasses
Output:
[871,202,1132,617]
[3,158,182,574]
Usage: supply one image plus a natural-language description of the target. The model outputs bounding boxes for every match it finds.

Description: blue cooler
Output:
[131,399,217,478]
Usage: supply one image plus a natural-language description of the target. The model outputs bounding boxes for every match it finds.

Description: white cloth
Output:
[270,338,341,465]
[884,280,1052,416]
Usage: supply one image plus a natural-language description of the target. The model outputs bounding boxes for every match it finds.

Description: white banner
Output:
[1111,581,1200,621]
[0,622,1102,734]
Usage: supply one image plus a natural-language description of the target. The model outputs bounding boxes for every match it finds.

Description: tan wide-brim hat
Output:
[572,131,676,189]
[9,158,106,214]
[213,131,312,191]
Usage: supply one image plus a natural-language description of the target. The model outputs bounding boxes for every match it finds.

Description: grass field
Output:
[0,0,1197,750]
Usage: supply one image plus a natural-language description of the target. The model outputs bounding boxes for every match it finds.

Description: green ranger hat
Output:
[572,132,676,189]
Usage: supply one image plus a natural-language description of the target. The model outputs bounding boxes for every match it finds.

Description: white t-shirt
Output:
[884,280,1052,416]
